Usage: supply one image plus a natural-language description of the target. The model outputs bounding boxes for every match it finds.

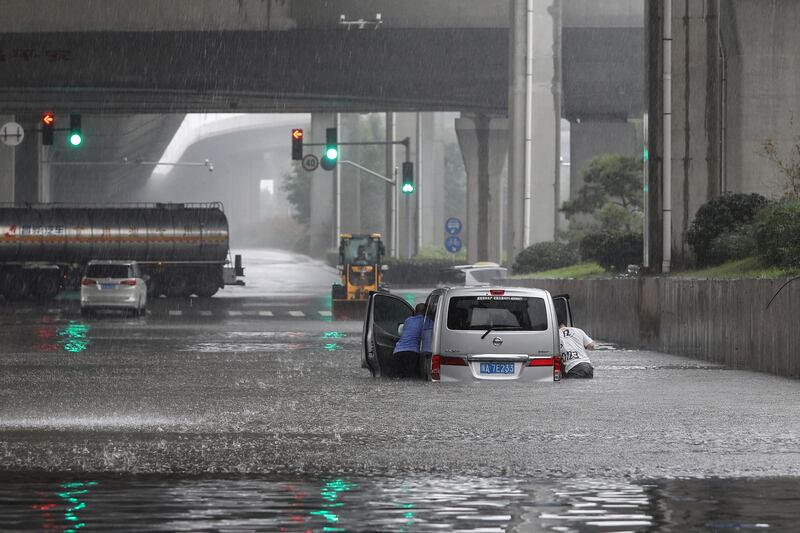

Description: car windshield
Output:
[85,264,131,278]
[447,296,548,331]
[342,238,381,264]
[469,268,507,283]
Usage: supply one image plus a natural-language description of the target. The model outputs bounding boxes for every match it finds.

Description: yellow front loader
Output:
[331,233,386,320]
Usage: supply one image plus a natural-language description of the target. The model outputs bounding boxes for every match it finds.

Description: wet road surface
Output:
[1,249,799,530]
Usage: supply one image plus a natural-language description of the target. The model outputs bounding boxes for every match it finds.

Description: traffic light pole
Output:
[303,138,410,160]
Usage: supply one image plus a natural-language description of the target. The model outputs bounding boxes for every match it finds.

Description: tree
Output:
[762,137,800,197]
[281,162,311,226]
[561,154,643,233]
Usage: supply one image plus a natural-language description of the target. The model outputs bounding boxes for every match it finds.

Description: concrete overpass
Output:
[0,0,646,264]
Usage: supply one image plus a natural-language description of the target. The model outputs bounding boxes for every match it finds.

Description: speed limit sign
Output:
[302,154,319,172]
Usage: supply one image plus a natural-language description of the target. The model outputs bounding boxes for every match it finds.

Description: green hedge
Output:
[512,241,579,274]
[580,231,643,272]
[754,198,800,269]
[687,193,770,266]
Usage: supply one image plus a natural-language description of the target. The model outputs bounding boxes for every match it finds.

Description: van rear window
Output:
[447,296,548,331]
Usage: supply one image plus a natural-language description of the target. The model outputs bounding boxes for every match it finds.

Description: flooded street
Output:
[1,250,799,531]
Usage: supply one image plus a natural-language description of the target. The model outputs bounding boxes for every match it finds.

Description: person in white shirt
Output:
[559,322,596,378]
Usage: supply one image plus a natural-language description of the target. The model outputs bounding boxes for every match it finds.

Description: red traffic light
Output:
[291,128,304,160]
[41,112,55,126]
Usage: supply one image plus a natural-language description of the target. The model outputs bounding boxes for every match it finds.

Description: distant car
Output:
[438,262,508,287]
[362,286,572,382]
[80,260,147,317]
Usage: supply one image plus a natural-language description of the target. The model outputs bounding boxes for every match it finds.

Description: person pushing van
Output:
[559,322,596,378]
[392,303,427,377]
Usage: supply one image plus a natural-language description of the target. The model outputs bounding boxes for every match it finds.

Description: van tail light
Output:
[528,356,554,367]
[119,279,137,286]
[431,355,441,382]
[81,278,96,286]
[527,356,562,381]
[441,356,467,366]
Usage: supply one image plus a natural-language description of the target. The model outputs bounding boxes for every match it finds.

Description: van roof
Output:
[440,286,549,298]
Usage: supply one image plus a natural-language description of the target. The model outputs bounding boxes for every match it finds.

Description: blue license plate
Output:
[101,283,116,289]
[479,362,515,375]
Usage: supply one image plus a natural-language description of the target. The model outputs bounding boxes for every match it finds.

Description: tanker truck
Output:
[0,202,243,300]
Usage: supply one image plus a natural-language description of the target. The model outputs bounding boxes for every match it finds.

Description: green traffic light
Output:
[402,183,414,194]
[326,147,338,160]
[69,133,82,147]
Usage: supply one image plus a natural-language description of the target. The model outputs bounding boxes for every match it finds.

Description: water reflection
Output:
[33,317,91,353]
[2,476,799,532]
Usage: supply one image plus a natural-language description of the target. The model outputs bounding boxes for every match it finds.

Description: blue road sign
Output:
[445,235,462,253]
[445,217,462,235]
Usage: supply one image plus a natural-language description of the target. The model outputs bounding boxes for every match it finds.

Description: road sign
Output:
[0,122,24,146]
[302,153,319,172]
[445,235,462,253]
[445,217,462,235]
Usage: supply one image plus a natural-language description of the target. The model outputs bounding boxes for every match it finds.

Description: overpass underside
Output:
[0,29,507,115]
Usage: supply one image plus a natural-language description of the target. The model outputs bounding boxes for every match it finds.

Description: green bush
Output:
[754,199,800,268]
[687,193,770,266]
[708,227,758,264]
[580,231,643,272]
[513,241,579,274]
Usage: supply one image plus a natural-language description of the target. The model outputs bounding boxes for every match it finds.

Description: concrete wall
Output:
[505,278,800,378]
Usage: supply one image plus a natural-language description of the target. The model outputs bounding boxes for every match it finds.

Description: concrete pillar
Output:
[420,113,445,249]
[456,113,508,264]
[507,0,527,267]
[396,112,419,259]
[338,114,361,234]
[528,0,561,244]
[308,112,336,258]
[0,115,15,202]
[13,115,47,203]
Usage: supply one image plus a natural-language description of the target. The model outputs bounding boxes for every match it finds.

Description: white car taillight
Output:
[81,278,96,286]
[119,279,137,286]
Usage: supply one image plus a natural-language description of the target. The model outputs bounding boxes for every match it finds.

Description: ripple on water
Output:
[0,476,797,532]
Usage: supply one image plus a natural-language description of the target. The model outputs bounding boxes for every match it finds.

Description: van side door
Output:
[362,292,414,377]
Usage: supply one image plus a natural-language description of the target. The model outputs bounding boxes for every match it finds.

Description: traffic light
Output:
[68,114,82,147]
[291,128,303,160]
[41,111,55,145]
[401,161,414,194]
[320,127,338,170]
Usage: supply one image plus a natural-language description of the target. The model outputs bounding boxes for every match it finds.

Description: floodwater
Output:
[2,250,800,531]
[2,475,798,532]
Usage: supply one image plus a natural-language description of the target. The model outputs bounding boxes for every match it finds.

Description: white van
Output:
[362,286,572,382]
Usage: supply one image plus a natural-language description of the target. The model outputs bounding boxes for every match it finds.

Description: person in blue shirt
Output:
[392,303,427,378]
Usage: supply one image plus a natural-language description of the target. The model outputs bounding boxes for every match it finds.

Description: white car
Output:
[439,262,508,287]
[80,260,147,316]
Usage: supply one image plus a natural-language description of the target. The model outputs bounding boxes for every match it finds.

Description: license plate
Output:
[479,362,515,375]
[101,283,116,289]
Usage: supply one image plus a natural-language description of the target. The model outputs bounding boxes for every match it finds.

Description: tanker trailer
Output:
[0,203,243,300]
